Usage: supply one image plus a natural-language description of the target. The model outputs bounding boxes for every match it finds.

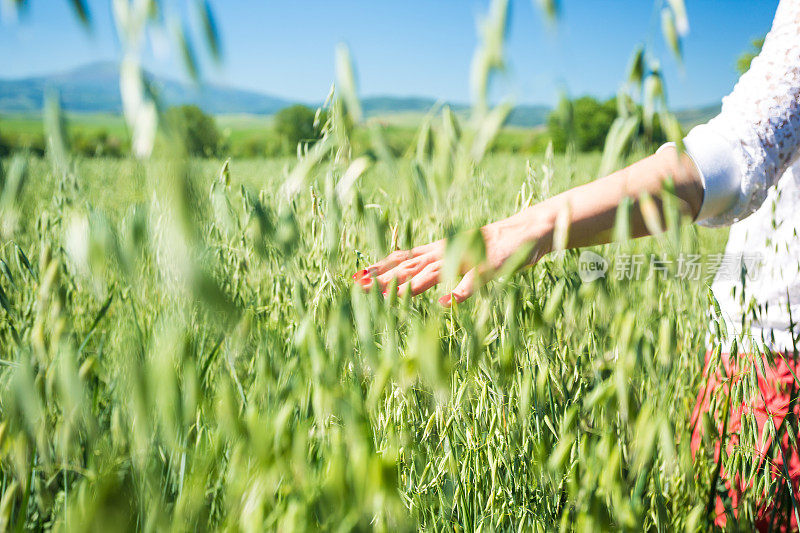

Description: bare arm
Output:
[353,146,703,306]
[494,145,703,253]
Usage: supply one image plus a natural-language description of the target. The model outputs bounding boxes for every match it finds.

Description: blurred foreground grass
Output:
[0,149,744,531]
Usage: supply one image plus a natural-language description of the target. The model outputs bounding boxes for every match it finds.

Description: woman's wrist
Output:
[484,205,555,264]
[517,206,555,260]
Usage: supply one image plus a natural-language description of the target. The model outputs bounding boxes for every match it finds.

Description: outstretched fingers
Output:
[353,241,444,292]
[353,254,480,306]
[351,252,407,287]
[353,239,489,305]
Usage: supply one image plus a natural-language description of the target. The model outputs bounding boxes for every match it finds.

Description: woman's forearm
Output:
[355,147,704,304]
[484,146,704,258]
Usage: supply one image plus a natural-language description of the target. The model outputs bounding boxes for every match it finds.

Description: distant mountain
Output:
[0,62,552,126]
[0,61,292,115]
[361,96,465,115]
[506,105,550,128]
[0,62,718,130]
[359,96,549,128]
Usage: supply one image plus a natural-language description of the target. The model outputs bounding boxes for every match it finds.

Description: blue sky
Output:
[1,0,778,109]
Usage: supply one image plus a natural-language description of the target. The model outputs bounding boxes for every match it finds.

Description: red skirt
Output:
[691,350,800,531]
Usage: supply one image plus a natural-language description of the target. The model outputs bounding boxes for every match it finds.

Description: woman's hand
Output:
[352,218,550,307]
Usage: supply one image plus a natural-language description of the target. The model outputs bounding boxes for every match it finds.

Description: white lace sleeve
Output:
[684,0,800,227]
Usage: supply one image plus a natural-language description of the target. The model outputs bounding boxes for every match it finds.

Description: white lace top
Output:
[684,0,800,351]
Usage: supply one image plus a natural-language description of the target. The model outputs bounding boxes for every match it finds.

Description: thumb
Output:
[439,268,478,308]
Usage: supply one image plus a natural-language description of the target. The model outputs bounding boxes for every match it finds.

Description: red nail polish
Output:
[439,294,452,306]
[352,269,368,280]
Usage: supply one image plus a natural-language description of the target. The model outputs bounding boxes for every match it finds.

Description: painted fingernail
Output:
[352,269,368,280]
[439,294,452,306]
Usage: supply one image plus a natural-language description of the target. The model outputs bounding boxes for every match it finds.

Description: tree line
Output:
[0,96,664,160]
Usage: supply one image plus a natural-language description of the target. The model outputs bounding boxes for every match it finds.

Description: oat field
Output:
[0,126,758,531]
